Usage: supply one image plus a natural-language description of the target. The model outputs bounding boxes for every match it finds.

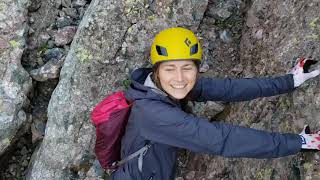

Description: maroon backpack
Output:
[91,91,151,170]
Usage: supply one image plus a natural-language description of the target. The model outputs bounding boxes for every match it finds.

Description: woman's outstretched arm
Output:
[189,74,294,102]
[135,99,301,158]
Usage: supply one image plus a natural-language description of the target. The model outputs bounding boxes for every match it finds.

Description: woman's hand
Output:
[290,57,319,87]
[299,125,320,150]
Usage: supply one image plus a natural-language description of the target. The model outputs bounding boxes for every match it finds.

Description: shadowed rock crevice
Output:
[0,0,91,179]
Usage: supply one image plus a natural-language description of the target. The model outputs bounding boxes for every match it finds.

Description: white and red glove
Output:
[290,57,319,87]
[299,125,320,150]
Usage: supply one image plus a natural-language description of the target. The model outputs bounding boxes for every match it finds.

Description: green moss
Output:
[309,17,320,31]
[76,48,93,64]
[125,0,135,3]
[124,0,144,5]
[2,138,11,146]
[303,162,313,172]
[124,0,145,16]
[9,40,19,48]
[38,43,49,53]
[305,35,320,40]
[276,97,292,111]
[122,79,131,90]
[127,26,133,34]
[254,166,274,180]
[292,37,299,45]
[0,2,6,12]
[124,8,132,14]
[279,120,292,132]
[147,14,157,21]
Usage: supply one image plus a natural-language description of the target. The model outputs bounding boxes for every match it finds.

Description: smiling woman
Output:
[108,27,320,180]
[149,27,202,101]
[154,60,198,100]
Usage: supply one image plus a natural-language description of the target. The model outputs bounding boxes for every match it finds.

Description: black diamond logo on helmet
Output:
[184,38,191,47]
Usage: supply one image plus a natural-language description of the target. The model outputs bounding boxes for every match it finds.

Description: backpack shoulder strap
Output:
[113,142,152,169]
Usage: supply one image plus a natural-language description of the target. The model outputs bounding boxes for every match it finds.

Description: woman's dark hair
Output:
[151,62,163,92]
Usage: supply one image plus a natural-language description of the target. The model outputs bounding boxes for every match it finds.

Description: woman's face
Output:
[158,60,198,100]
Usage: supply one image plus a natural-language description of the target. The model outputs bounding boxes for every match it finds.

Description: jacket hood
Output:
[125,68,172,103]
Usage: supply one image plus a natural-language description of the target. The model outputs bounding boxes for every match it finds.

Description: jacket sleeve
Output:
[136,99,301,158]
[189,74,295,102]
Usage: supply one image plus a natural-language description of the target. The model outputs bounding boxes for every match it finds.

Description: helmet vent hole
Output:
[190,43,198,55]
[156,45,168,56]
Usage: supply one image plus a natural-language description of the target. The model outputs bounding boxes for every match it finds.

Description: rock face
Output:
[0,0,32,155]
[178,0,320,180]
[26,0,208,179]
[1,0,319,179]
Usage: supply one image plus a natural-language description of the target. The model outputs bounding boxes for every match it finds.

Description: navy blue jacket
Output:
[110,68,301,180]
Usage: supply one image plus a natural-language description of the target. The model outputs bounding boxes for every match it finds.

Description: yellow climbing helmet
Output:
[150,27,202,65]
